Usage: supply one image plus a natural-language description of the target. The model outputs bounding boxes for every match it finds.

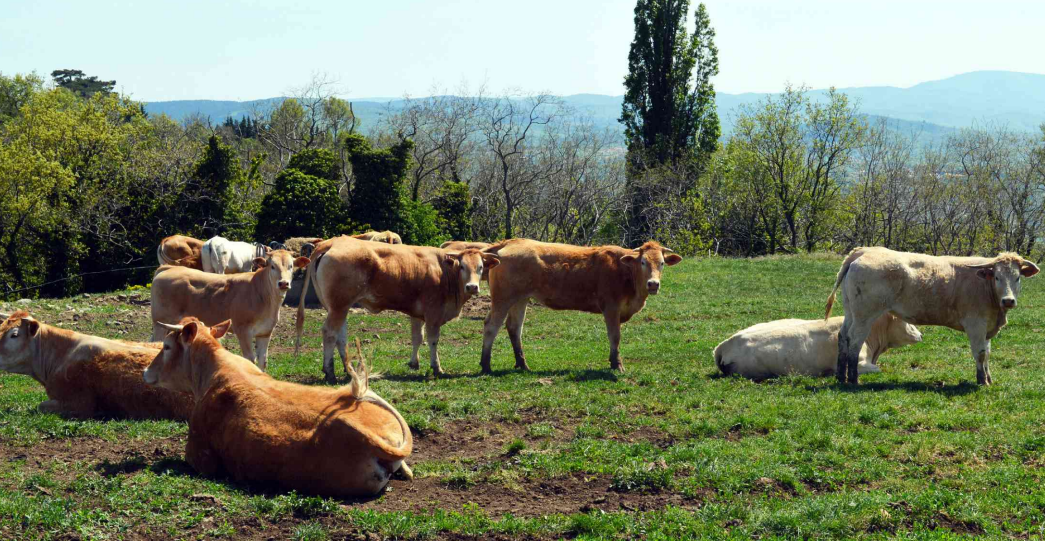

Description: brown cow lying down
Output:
[353,230,403,244]
[481,239,682,373]
[157,234,204,270]
[715,315,921,379]
[144,318,413,497]
[151,249,309,371]
[826,247,1040,385]
[0,311,192,420]
[295,236,497,380]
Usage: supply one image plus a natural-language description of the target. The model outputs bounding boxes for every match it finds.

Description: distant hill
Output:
[142,71,1045,140]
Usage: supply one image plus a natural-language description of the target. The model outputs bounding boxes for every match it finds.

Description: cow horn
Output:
[156,322,185,332]
[662,247,675,254]
[967,261,995,269]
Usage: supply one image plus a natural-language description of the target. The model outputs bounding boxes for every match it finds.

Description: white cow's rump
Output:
[202,236,270,274]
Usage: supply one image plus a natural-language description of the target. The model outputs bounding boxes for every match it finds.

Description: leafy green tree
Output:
[345,133,414,236]
[175,135,240,237]
[255,167,347,243]
[620,0,719,245]
[431,180,472,240]
[50,69,116,98]
[287,148,340,181]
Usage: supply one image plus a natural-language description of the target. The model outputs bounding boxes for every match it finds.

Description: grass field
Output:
[2,254,1045,540]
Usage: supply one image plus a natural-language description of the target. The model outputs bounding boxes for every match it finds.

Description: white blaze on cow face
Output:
[621,246,683,295]
[253,251,310,293]
[0,315,39,375]
[449,250,498,296]
[975,256,1039,310]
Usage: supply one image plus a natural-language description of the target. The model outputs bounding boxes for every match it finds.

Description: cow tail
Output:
[294,254,314,357]
[825,248,863,320]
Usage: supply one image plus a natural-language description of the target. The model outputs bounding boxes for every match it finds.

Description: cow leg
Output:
[254,334,271,372]
[836,316,852,384]
[505,299,530,371]
[966,324,991,385]
[480,303,512,374]
[603,309,624,372]
[426,321,445,377]
[336,320,349,378]
[840,318,875,385]
[237,332,257,363]
[322,308,349,384]
[408,317,424,370]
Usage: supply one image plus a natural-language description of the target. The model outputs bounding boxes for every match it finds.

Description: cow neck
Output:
[248,268,278,308]
[982,273,1008,337]
[28,324,83,386]
[187,342,226,401]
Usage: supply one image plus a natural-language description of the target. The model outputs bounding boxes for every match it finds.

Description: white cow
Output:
[715,314,921,380]
[202,236,269,274]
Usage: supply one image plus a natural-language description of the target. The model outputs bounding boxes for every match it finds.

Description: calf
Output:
[441,241,493,279]
[0,312,191,420]
[202,236,270,274]
[144,318,412,497]
[480,239,682,373]
[151,249,308,371]
[826,247,1039,385]
[295,236,498,380]
[715,315,921,379]
[157,234,204,270]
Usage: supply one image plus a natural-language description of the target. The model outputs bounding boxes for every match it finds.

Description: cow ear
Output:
[482,254,500,269]
[664,253,683,266]
[24,319,40,337]
[181,321,199,345]
[444,253,460,267]
[1021,261,1040,277]
[210,319,232,339]
[977,268,995,279]
[620,253,638,265]
[252,257,268,269]
[294,256,310,268]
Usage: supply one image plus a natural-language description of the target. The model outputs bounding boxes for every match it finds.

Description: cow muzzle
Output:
[1002,297,1017,309]
[465,283,480,295]
[278,281,291,291]
[143,368,158,385]
[647,280,660,295]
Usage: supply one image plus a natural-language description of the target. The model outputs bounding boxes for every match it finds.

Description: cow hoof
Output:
[610,363,625,373]
[432,369,445,378]
[480,366,492,375]
[407,361,420,371]
[323,372,337,384]
[515,360,530,371]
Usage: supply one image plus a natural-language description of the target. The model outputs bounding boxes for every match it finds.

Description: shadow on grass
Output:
[379,367,621,383]
[827,380,981,396]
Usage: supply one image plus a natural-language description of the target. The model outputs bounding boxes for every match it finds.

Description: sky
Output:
[2,0,1043,102]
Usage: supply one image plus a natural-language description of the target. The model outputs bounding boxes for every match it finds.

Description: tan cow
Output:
[352,230,402,244]
[151,249,309,371]
[0,311,192,420]
[295,236,498,381]
[715,315,921,379]
[826,247,1040,385]
[144,318,412,497]
[480,239,682,373]
[282,237,321,257]
[157,235,204,270]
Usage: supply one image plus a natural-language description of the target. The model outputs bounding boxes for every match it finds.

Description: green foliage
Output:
[175,135,243,238]
[431,179,472,241]
[622,1,720,245]
[345,133,415,239]
[255,166,348,243]
[399,197,447,246]
[287,148,340,181]
[50,69,116,99]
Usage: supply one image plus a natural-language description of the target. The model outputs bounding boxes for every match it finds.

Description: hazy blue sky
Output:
[3,0,1042,102]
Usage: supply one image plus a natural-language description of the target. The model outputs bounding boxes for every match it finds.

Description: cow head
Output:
[0,311,40,376]
[445,249,499,296]
[144,318,231,392]
[385,231,403,245]
[620,241,683,295]
[972,253,1039,309]
[883,314,922,349]
[253,249,310,293]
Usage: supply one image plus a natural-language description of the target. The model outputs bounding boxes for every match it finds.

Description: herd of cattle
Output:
[0,231,1039,498]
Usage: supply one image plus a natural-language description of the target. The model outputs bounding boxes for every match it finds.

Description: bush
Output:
[432,180,472,241]
[255,168,348,243]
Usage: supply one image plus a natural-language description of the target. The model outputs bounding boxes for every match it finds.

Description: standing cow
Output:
[202,236,270,274]
[826,247,1039,385]
[480,239,682,373]
[295,236,497,381]
[157,235,204,270]
[151,249,308,371]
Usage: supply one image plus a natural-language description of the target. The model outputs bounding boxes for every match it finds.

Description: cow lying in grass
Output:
[715,314,921,379]
[827,247,1040,385]
[151,249,308,371]
[144,317,413,497]
[480,239,681,373]
[0,311,192,420]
